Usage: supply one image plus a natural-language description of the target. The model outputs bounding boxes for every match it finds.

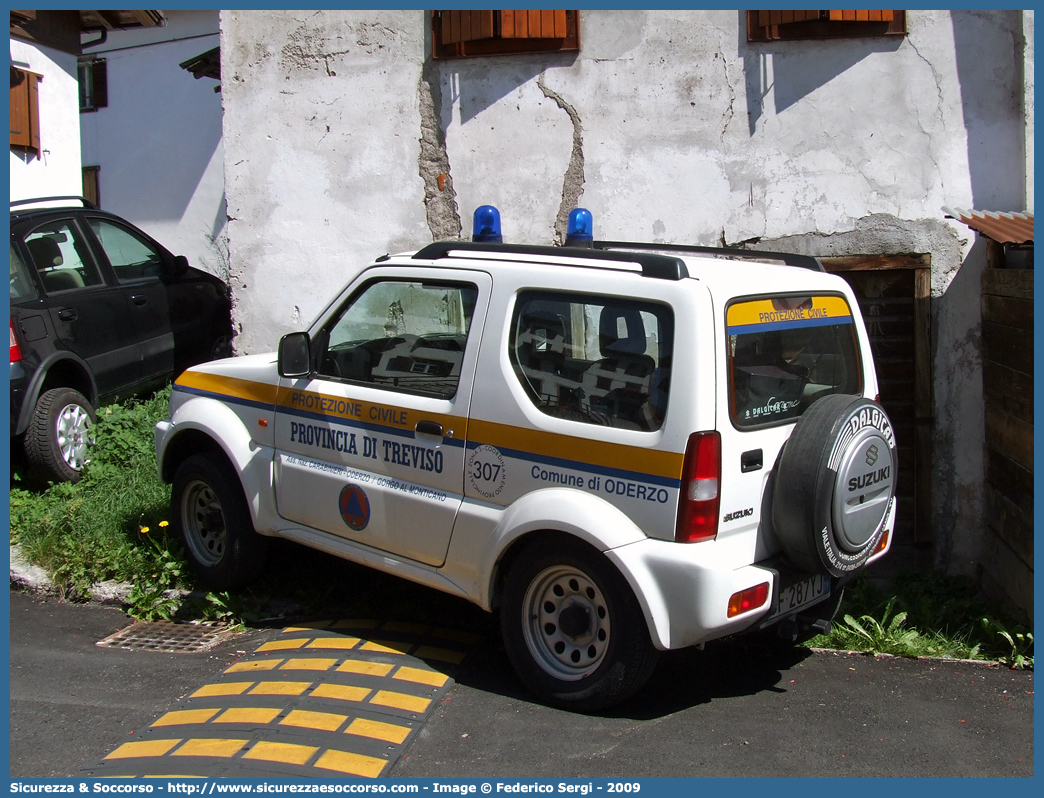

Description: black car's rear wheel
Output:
[24,387,96,484]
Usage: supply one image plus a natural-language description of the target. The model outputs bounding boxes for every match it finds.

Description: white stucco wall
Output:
[223,10,1028,348]
[9,41,82,201]
[79,10,227,278]
[220,10,1032,577]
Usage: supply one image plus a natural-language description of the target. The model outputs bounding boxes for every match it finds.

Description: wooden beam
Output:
[819,253,931,272]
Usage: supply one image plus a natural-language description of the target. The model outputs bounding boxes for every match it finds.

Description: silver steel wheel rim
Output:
[56,403,92,471]
[181,479,227,567]
[521,565,611,681]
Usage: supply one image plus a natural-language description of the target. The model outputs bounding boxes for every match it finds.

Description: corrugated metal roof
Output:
[943,207,1034,245]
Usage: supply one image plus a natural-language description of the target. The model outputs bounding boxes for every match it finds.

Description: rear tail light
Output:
[874,527,889,554]
[675,431,721,543]
[727,582,770,617]
[10,321,22,363]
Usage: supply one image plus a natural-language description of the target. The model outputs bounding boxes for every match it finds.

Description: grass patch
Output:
[10,388,186,615]
[7,390,1033,669]
[809,573,1033,669]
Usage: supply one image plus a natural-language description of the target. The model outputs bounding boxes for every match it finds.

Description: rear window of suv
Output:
[510,291,673,431]
[727,294,862,428]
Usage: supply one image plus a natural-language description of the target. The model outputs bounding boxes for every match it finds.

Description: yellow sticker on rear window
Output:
[727,296,853,334]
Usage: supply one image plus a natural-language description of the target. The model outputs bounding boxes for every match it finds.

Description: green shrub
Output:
[10,387,185,617]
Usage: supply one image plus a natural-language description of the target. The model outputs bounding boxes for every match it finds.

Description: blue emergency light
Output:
[566,207,594,242]
[472,205,503,243]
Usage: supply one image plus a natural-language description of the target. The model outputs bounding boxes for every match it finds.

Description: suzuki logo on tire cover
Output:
[865,444,879,466]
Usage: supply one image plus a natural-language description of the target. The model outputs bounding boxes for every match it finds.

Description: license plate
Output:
[769,573,830,619]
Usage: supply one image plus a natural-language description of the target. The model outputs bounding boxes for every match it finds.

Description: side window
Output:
[318,280,479,399]
[24,222,104,294]
[510,291,673,431]
[727,295,863,428]
[89,219,164,281]
[10,245,35,301]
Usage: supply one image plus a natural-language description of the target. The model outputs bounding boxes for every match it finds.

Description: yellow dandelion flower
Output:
[139,526,150,534]
[158,520,169,528]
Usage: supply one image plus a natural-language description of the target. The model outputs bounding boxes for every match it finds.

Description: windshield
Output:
[727,294,863,428]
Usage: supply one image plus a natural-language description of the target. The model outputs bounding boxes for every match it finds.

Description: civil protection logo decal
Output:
[339,484,370,531]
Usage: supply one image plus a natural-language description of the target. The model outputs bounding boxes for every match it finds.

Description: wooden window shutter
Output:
[432,10,579,59]
[748,10,905,42]
[501,10,568,39]
[10,67,41,153]
[82,165,100,207]
[91,59,108,109]
[440,10,494,44]
[827,10,894,22]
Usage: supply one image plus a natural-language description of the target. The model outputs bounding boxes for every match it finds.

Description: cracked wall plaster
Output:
[538,75,586,244]
[418,59,461,242]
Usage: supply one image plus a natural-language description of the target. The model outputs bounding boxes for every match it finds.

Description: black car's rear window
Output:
[10,245,35,301]
[727,294,863,428]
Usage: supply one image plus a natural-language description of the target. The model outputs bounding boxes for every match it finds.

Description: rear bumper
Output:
[606,537,778,650]
[607,498,896,651]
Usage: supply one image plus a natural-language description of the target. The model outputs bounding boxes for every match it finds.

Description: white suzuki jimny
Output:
[156,207,896,710]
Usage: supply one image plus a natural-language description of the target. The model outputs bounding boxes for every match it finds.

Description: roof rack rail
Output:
[579,240,825,273]
[412,241,689,280]
[10,196,99,211]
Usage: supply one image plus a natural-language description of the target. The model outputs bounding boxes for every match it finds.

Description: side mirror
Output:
[171,255,189,276]
[278,331,312,378]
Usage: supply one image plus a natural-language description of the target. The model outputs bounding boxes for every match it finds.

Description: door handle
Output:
[415,420,444,437]
[741,449,763,472]
[58,308,77,321]
[130,294,148,306]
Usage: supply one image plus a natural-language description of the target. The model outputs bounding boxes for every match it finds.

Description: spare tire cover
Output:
[772,394,897,577]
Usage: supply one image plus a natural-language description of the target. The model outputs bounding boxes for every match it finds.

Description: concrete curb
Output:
[809,646,1005,669]
[11,544,146,607]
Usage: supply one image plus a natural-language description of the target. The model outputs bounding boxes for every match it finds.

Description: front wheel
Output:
[171,454,268,590]
[501,538,658,711]
[24,387,96,484]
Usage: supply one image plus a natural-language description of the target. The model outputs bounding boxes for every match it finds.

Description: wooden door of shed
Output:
[821,255,931,563]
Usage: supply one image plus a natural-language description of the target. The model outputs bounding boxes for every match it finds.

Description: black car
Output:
[10,196,233,483]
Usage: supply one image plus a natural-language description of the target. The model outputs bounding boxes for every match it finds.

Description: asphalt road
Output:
[8,589,1034,779]
[8,590,275,778]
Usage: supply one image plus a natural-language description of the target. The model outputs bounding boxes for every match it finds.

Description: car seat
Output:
[581,307,656,428]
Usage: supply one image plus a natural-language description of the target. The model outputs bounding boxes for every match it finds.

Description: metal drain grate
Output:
[97,620,236,653]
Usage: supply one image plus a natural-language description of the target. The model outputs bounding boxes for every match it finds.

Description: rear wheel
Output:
[171,454,268,590]
[24,387,96,484]
[501,538,658,711]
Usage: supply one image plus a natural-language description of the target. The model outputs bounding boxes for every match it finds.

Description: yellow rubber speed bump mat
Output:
[82,619,479,779]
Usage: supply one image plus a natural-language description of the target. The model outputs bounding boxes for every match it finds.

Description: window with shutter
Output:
[78,58,108,112]
[432,10,579,59]
[10,67,42,153]
[747,10,906,42]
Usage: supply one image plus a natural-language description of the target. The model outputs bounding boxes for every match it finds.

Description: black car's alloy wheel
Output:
[24,387,96,484]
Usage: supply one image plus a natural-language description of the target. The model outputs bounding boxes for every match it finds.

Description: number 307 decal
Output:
[468,444,506,499]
